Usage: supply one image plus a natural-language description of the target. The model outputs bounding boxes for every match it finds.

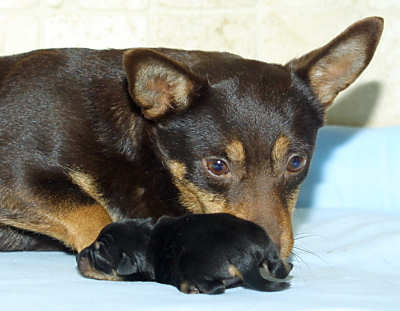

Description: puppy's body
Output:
[0,17,383,273]
[78,213,291,294]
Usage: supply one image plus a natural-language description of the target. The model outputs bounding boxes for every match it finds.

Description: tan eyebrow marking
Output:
[272,135,290,162]
[226,140,245,163]
[271,135,290,173]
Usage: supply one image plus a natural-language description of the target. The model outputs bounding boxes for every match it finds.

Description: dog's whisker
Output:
[290,251,308,268]
[294,233,316,240]
[294,231,318,238]
[293,246,327,264]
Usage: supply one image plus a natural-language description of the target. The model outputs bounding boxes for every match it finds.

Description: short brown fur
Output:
[0,18,383,284]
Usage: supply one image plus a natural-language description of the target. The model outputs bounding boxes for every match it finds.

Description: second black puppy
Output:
[78,213,291,294]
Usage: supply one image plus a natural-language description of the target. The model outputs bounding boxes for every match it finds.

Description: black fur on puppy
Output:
[77,213,292,294]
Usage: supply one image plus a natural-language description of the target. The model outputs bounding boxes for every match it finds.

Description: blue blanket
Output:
[1,126,400,310]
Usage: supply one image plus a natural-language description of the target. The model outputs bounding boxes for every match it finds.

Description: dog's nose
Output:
[260,259,292,282]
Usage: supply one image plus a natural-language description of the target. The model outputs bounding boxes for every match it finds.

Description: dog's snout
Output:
[259,258,292,283]
[270,260,288,279]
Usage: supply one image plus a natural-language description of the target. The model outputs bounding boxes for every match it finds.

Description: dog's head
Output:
[123,17,383,259]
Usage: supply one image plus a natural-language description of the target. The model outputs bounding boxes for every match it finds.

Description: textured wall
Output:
[0,0,398,127]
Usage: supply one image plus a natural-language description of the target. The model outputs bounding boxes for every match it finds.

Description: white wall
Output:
[0,0,398,127]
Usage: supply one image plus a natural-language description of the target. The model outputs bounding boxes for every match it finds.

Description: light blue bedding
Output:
[298,126,400,211]
[1,126,400,310]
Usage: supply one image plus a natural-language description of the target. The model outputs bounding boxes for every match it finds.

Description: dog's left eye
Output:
[205,159,230,177]
[287,154,307,173]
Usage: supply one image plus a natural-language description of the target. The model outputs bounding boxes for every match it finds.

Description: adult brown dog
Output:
[0,17,383,273]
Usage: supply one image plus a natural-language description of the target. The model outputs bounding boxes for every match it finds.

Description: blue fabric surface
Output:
[2,208,399,311]
[298,126,400,211]
[1,126,400,310]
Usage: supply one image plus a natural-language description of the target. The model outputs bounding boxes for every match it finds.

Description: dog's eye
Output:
[205,159,230,176]
[287,154,306,173]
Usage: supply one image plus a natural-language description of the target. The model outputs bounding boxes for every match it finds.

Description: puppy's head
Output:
[123,17,383,259]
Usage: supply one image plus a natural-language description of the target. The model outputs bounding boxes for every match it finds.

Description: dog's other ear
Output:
[287,16,383,110]
[123,48,205,120]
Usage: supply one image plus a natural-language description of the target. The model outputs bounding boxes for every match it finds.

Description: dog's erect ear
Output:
[123,48,205,120]
[287,16,383,110]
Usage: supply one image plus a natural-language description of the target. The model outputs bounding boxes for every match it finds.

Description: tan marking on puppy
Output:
[135,187,146,198]
[168,160,227,214]
[228,264,243,280]
[226,140,245,163]
[78,255,122,281]
[272,135,290,172]
[179,281,199,294]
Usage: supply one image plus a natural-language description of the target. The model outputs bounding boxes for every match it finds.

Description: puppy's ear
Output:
[287,16,383,110]
[123,48,205,120]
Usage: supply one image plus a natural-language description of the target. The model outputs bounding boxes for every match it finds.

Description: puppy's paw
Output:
[77,219,154,281]
[240,257,292,292]
[77,231,138,281]
[179,280,225,295]
[77,238,123,281]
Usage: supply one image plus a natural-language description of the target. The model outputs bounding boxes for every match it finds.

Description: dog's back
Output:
[0,48,133,250]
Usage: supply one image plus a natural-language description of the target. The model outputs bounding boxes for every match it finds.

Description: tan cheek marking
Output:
[278,189,300,259]
[279,208,294,260]
[175,179,227,214]
[168,160,187,180]
[226,140,245,163]
[256,191,294,260]
[168,160,227,214]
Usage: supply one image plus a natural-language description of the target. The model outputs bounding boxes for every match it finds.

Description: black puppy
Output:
[77,213,291,294]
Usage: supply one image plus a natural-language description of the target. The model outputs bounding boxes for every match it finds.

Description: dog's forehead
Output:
[204,61,302,144]
[206,57,291,93]
[157,54,321,159]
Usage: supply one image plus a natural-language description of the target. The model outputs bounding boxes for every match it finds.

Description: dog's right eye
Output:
[286,154,307,173]
[204,158,230,177]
